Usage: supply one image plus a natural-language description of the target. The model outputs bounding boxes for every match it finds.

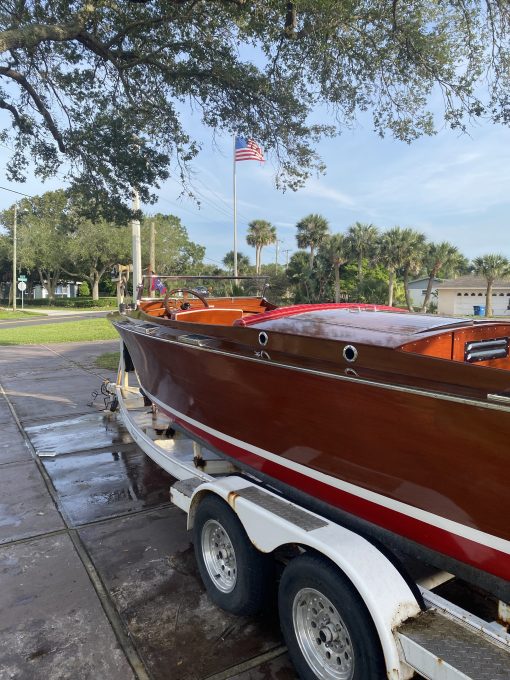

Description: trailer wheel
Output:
[279,553,384,680]
[193,494,272,616]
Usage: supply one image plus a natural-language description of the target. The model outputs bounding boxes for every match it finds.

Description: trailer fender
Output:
[185,478,420,680]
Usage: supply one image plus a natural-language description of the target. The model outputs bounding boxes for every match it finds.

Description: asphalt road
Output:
[0,310,109,329]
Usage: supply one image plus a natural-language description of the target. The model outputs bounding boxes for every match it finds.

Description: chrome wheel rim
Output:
[292,587,354,680]
[201,519,237,593]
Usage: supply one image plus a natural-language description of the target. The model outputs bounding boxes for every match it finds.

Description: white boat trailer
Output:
[113,375,510,680]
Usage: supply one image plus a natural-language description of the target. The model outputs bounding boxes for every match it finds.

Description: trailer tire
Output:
[193,494,273,616]
[279,553,385,680]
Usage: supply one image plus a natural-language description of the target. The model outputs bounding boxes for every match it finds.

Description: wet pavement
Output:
[0,341,295,679]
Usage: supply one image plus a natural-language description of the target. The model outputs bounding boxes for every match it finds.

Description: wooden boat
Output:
[110,277,510,602]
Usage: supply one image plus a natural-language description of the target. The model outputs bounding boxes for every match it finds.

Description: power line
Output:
[203,255,225,267]
[164,178,234,222]
[0,142,253,225]
[165,175,253,225]
[193,183,252,224]
[156,193,211,222]
[0,185,33,197]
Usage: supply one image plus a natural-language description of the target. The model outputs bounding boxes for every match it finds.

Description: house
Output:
[436,275,510,316]
[33,282,81,299]
[407,277,442,309]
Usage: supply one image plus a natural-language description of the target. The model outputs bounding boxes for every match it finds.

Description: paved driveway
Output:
[0,341,295,680]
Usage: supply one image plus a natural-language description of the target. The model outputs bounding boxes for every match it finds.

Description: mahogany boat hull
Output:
[112,313,510,601]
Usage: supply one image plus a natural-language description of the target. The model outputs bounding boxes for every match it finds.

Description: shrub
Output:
[25,297,118,308]
[79,281,91,296]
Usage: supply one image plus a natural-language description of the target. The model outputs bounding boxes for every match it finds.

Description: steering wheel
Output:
[164,287,209,317]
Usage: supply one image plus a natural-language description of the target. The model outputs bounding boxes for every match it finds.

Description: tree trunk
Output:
[309,245,314,269]
[486,281,493,317]
[47,277,56,302]
[404,269,413,311]
[92,274,99,300]
[47,269,61,303]
[37,269,46,300]
[303,278,312,303]
[40,269,52,301]
[256,246,261,274]
[358,252,363,281]
[421,266,438,313]
[334,262,340,303]
[388,269,394,307]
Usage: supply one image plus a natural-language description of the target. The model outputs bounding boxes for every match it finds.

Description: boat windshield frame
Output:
[137,274,270,302]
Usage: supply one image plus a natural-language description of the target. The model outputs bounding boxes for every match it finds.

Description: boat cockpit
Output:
[137,275,276,326]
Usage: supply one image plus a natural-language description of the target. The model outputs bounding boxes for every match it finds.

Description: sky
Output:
[1,107,509,270]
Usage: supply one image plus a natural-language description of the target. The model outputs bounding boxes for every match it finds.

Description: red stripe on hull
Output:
[169,412,510,583]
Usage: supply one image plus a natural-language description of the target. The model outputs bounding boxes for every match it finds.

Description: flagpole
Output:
[233,134,238,278]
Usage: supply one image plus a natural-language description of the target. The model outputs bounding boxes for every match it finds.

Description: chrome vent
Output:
[177,333,215,347]
[136,322,159,335]
[464,337,509,363]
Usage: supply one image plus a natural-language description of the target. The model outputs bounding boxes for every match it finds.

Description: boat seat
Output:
[173,308,244,326]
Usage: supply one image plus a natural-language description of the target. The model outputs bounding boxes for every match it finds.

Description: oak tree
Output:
[0,1,509,208]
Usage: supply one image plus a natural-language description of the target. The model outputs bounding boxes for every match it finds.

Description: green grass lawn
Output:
[0,318,118,345]
[94,351,120,371]
[0,309,46,319]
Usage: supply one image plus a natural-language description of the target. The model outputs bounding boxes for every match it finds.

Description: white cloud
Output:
[361,131,510,217]
[300,178,357,208]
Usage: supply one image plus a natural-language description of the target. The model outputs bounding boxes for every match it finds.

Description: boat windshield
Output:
[138,274,270,301]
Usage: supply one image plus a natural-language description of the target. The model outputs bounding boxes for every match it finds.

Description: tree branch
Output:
[0,66,66,151]
[76,30,116,63]
[284,2,296,36]
[0,96,28,131]
[106,13,181,49]
[61,266,81,278]
[0,20,84,53]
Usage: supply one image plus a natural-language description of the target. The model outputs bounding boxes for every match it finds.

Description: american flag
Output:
[151,277,167,295]
[235,137,265,162]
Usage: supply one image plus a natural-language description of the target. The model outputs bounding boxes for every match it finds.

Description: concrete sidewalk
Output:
[0,341,295,680]
[0,309,109,330]
[43,309,110,316]
[0,307,110,317]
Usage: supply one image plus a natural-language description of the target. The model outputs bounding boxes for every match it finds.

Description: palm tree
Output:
[223,250,250,274]
[346,222,379,280]
[320,234,350,302]
[398,228,427,311]
[421,242,464,312]
[286,250,315,303]
[378,227,408,307]
[296,214,330,269]
[473,254,510,317]
[246,220,277,274]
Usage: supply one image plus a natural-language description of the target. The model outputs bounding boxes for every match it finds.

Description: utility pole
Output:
[283,249,291,269]
[275,239,284,275]
[131,188,142,302]
[12,203,17,311]
[149,220,156,298]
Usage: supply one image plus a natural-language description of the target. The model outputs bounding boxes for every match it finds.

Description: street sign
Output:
[18,275,27,282]
[17,281,26,310]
